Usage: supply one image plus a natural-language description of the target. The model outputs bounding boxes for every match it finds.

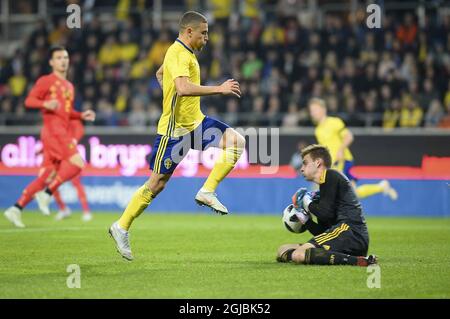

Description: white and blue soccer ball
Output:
[282,204,307,233]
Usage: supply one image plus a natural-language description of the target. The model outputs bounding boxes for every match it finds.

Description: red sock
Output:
[48,161,82,194]
[53,190,66,211]
[17,167,53,208]
[72,175,90,212]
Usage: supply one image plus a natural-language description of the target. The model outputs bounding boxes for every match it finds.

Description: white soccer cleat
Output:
[195,189,229,215]
[108,222,133,261]
[34,191,51,216]
[379,180,398,201]
[55,207,71,221]
[4,206,25,228]
[82,212,93,222]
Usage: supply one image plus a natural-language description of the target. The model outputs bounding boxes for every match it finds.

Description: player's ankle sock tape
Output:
[305,248,359,265]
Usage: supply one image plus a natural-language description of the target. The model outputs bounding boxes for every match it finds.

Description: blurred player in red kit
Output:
[40,118,93,222]
[3,46,95,228]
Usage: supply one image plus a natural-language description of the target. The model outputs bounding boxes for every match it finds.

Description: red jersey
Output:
[25,73,81,136]
[69,118,85,142]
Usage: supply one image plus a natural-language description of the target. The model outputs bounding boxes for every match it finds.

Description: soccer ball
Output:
[282,204,307,233]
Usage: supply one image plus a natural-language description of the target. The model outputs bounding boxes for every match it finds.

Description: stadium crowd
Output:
[1,0,450,128]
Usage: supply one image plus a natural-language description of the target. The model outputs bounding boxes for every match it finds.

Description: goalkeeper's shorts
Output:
[149,116,230,174]
[308,222,369,256]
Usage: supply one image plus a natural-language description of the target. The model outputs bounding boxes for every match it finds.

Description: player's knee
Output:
[69,154,85,168]
[235,132,246,149]
[223,128,245,149]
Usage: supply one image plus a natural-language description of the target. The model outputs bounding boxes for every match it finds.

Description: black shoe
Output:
[357,254,378,267]
[367,254,378,265]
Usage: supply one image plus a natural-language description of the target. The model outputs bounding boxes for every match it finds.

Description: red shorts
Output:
[42,134,79,166]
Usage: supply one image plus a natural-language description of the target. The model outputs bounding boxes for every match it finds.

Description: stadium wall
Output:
[0,176,448,217]
[0,130,449,217]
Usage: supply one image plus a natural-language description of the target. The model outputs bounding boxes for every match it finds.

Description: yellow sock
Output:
[118,183,155,230]
[202,146,243,192]
[356,184,384,199]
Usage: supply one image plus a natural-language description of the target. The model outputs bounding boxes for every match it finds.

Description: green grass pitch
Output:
[1,211,449,298]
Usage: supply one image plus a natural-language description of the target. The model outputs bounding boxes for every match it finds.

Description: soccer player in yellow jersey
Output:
[308,98,398,201]
[109,11,245,260]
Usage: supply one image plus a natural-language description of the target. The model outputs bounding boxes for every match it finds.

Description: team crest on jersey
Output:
[323,245,330,251]
[164,158,173,169]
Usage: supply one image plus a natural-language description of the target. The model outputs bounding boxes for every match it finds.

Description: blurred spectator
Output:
[242,51,263,80]
[223,99,239,127]
[399,95,423,128]
[118,32,139,62]
[98,35,121,66]
[115,83,131,113]
[97,99,119,126]
[396,13,417,49]
[128,98,147,127]
[424,99,444,128]
[419,78,439,110]
[267,95,281,127]
[438,101,450,129]
[282,102,299,127]
[147,32,172,72]
[383,99,401,129]
[290,140,308,175]
[8,68,27,97]
[261,21,284,47]
[209,0,233,26]
[147,102,161,126]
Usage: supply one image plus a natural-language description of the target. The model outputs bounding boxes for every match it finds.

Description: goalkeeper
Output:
[277,144,377,266]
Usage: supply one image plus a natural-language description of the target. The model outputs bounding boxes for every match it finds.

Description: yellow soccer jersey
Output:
[157,39,205,137]
[314,116,354,167]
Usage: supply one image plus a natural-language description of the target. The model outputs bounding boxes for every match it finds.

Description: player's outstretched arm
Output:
[174,77,241,98]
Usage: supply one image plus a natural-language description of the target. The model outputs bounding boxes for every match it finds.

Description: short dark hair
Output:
[179,11,207,31]
[301,144,332,168]
[49,45,67,59]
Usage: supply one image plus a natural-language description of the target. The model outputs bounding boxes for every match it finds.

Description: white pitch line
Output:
[0,226,100,233]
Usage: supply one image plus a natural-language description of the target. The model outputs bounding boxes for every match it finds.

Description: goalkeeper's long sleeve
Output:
[305,219,328,236]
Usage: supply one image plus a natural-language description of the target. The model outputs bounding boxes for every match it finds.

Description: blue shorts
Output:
[149,116,230,174]
[343,160,358,182]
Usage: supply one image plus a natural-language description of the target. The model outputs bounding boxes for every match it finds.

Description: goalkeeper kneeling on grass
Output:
[277,144,377,267]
